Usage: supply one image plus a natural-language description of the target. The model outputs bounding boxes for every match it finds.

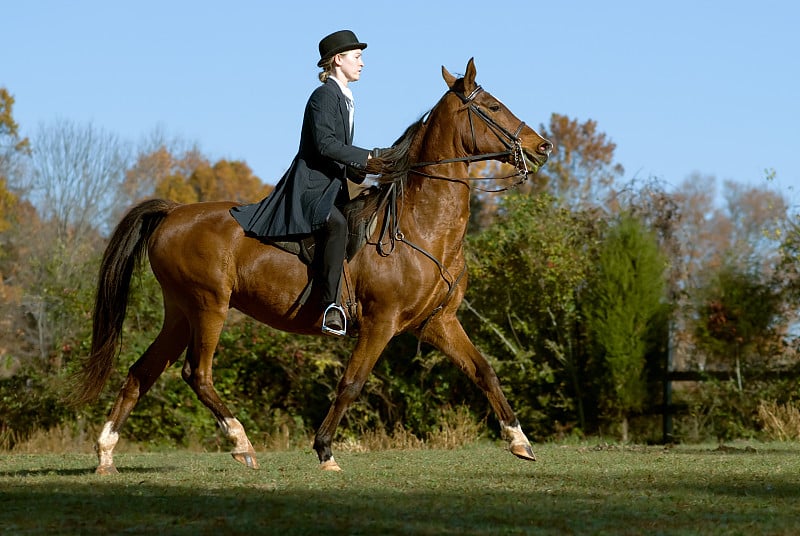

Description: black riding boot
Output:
[316,207,347,335]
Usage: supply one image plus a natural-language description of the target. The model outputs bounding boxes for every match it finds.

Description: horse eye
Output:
[488,103,501,112]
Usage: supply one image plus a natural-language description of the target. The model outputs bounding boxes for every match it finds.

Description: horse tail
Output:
[69,198,176,407]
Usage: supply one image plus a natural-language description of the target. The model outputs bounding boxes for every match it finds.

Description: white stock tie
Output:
[345,96,354,138]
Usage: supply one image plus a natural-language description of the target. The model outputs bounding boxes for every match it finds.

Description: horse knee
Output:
[186,372,212,395]
[181,366,210,396]
[337,379,364,402]
[474,366,501,393]
[119,374,143,399]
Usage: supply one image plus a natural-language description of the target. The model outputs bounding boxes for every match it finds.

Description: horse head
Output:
[440,58,552,177]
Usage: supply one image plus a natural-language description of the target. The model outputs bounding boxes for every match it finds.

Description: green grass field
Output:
[2,441,799,535]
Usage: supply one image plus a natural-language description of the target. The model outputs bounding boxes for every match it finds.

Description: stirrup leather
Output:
[322,303,347,336]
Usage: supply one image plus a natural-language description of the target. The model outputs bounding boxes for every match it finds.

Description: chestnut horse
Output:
[73,58,552,473]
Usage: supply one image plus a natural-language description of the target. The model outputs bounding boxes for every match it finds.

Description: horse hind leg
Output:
[420,315,536,462]
[95,312,190,474]
[181,310,258,469]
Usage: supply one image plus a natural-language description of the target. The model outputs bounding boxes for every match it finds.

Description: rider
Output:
[230,30,381,336]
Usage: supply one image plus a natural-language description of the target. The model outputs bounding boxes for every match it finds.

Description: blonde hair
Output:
[318,57,335,83]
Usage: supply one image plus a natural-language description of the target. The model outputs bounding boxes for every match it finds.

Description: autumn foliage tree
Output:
[121,144,207,204]
[124,144,271,206]
[0,88,33,377]
[0,88,29,233]
[536,113,624,208]
[155,159,270,203]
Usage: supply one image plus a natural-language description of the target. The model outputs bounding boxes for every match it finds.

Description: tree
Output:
[694,262,783,390]
[536,113,624,208]
[720,180,787,270]
[670,175,792,370]
[29,119,131,247]
[154,159,270,204]
[464,192,600,434]
[468,115,625,230]
[583,213,667,440]
[124,141,271,207]
[0,180,15,235]
[121,134,208,204]
[0,88,30,233]
[2,119,133,370]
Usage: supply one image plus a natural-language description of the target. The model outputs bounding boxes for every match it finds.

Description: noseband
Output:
[411,85,530,189]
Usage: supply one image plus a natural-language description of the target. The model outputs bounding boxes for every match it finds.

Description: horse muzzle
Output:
[523,146,549,173]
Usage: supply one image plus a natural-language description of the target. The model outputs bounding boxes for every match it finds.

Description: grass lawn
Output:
[1,440,799,535]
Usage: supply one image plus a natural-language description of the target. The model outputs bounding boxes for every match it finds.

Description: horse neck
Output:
[401,120,472,241]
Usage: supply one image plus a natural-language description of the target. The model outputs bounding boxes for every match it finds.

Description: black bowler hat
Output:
[317,30,367,67]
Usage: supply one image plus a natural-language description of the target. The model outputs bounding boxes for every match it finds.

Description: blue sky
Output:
[3,1,799,207]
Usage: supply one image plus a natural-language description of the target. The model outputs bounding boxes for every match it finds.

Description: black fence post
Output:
[663,321,673,443]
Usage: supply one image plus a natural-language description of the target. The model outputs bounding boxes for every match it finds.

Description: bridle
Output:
[410,85,531,191]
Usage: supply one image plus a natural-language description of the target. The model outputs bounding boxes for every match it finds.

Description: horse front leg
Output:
[421,314,536,462]
[313,324,394,471]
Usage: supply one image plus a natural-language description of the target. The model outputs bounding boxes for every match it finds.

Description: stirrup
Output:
[322,303,347,336]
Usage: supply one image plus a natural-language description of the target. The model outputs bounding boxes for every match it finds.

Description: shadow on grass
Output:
[2,471,799,535]
[0,466,172,478]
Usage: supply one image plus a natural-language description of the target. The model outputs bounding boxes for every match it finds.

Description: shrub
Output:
[758,400,800,440]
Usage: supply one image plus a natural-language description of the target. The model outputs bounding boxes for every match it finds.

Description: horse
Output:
[72,58,553,473]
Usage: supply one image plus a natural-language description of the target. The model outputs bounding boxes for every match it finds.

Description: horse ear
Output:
[442,65,457,88]
[464,57,477,89]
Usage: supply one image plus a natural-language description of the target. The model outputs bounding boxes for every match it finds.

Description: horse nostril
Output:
[538,141,553,155]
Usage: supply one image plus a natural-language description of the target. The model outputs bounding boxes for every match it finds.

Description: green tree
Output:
[583,213,667,441]
[464,192,599,435]
[694,262,783,391]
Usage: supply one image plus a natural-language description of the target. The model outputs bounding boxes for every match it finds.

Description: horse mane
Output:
[353,113,429,218]
[354,79,462,216]
[370,114,428,186]
[367,77,465,187]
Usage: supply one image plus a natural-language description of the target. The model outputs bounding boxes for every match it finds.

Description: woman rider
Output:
[231,30,382,336]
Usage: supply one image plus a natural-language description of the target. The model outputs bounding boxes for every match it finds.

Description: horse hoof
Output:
[510,443,537,461]
[231,451,260,469]
[320,458,342,472]
[95,464,119,475]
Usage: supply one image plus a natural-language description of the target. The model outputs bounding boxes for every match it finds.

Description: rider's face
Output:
[335,49,364,83]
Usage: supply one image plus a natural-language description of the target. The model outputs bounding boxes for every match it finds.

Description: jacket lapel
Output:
[328,79,352,145]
